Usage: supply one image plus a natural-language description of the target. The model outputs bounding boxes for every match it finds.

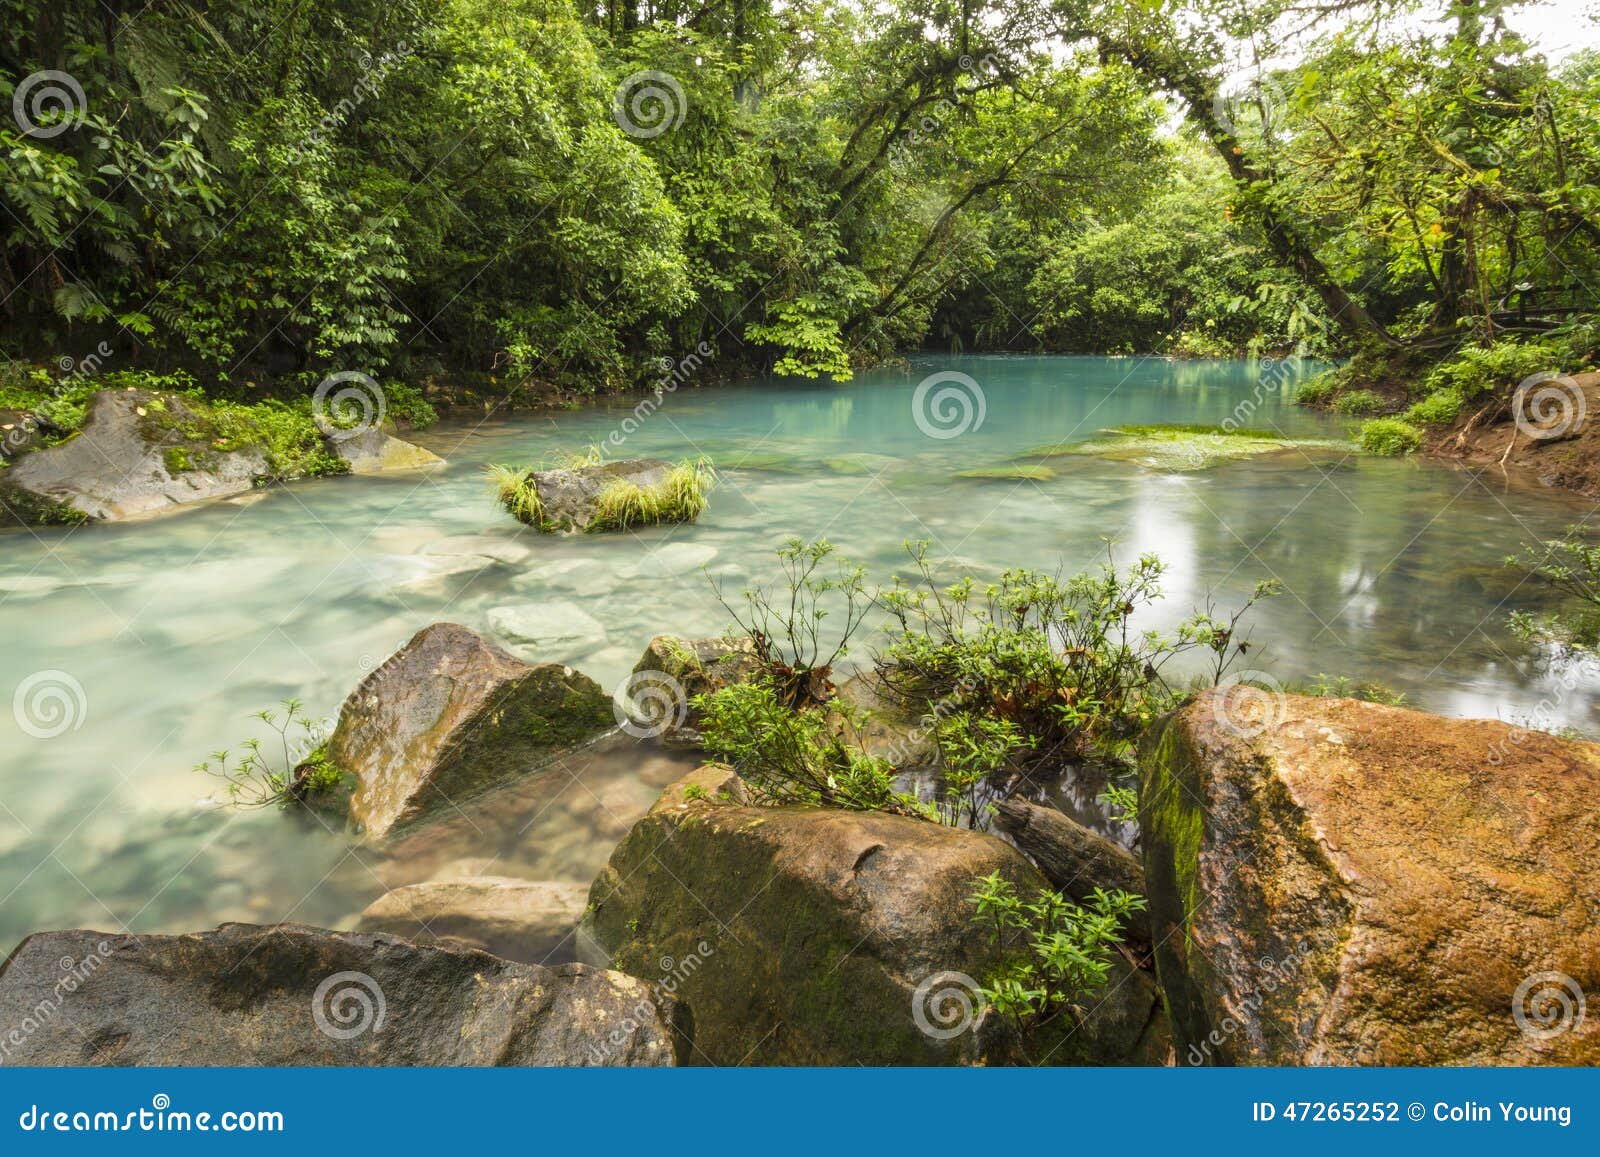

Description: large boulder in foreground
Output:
[0,923,688,1066]
[586,768,1166,1065]
[1140,689,1600,1065]
[357,877,589,964]
[994,797,1149,943]
[329,623,614,838]
[0,389,266,523]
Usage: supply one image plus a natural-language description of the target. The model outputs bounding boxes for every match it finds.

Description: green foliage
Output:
[1099,783,1139,825]
[195,699,348,809]
[1332,389,1386,416]
[1356,417,1424,456]
[694,680,921,817]
[1404,389,1465,426]
[588,459,715,532]
[877,541,1273,764]
[487,464,544,526]
[1506,527,1600,649]
[712,538,871,706]
[931,712,1030,830]
[1298,674,1408,707]
[969,872,1145,1042]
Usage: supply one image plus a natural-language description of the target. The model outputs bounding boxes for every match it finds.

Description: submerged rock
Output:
[356,878,589,964]
[0,389,266,523]
[327,623,614,838]
[488,601,608,651]
[1029,424,1343,472]
[586,770,1165,1065]
[328,425,443,474]
[1140,689,1600,1065]
[0,923,688,1065]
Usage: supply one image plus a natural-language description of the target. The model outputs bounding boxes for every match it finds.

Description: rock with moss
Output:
[356,878,589,964]
[328,425,443,474]
[1139,689,1600,1065]
[585,769,1167,1065]
[328,623,614,838]
[627,633,763,743]
[0,389,268,523]
[0,923,688,1065]
[491,457,712,533]
[1030,424,1344,472]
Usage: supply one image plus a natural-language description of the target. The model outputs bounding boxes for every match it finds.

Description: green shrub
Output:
[931,712,1031,830]
[1421,338,1566,400]
[969,872,1146,1049]
[588,458,714,532]
[694,681,922,816]
[1356,417,1423,455]
[1293,371,1338,406]
[1404,389,1465,426]
[1332,388,1385,415]
[1506,527,1600,649]
[1298,673,1408,706]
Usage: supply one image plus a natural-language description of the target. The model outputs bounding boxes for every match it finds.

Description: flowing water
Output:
[2,354,1597,957]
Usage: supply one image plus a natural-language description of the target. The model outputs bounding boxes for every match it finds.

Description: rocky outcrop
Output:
[513,457,707,533]
[0,923,688,1066]
[0,389,266,523]
[837,671,940,770]
[994,797,1149,943]
[356,878,589,964]
[1140,689,1600,1065]
[328,425,443,474]
[328,623,614,838]
[586,770,1165,1065]
[626,634,762,742]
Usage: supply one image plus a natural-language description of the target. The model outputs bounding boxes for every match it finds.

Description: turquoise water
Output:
[1,354,1595,955]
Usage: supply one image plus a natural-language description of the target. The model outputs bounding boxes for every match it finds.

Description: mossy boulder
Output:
[586,769,1166,1065]
[0,923,688,1065]
[329,425,443,474]
[0,389,267,522]
[497,457,711,533]
[328,623,614,838]
[1139,689,1600,1065]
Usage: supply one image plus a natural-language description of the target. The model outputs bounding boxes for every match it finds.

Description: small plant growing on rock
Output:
[196,699,349,810]
[969,873,1145,1051]
[695,680,924,817]
[712,537,870,707]
[487,463,544,525]
[588,458,714,531]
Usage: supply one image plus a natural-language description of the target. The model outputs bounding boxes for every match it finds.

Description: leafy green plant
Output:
[1356,417,1423,456]
[877,542,1271,764]
[931,712,1031,830]
[1404,389,1465,426]
[1099,783,1138,825]
[969,873,1145,1046]
[196,699,348,809]
[1506,528,1600,649]
[712,538,871,707]
[1298,673,1408,706]
[694,680,924,817]
[1332,388,1385,415]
